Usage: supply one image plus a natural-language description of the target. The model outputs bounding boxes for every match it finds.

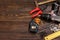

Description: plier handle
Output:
[30,7,43,18]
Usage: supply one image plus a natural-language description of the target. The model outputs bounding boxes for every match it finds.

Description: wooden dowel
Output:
[34,0,39,7]
[38,0,56,5]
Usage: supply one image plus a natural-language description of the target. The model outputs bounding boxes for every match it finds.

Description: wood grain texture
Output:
[0,0,59,40]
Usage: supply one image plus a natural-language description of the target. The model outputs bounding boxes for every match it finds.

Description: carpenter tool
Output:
[45,31,60,40]
[30,7,42,18]
[29,0,60,40]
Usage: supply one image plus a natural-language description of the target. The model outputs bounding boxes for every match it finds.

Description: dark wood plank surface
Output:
[0,0,60,40]
[0,0,40,40]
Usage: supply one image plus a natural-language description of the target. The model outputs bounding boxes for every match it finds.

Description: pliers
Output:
[30,7,43,18]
